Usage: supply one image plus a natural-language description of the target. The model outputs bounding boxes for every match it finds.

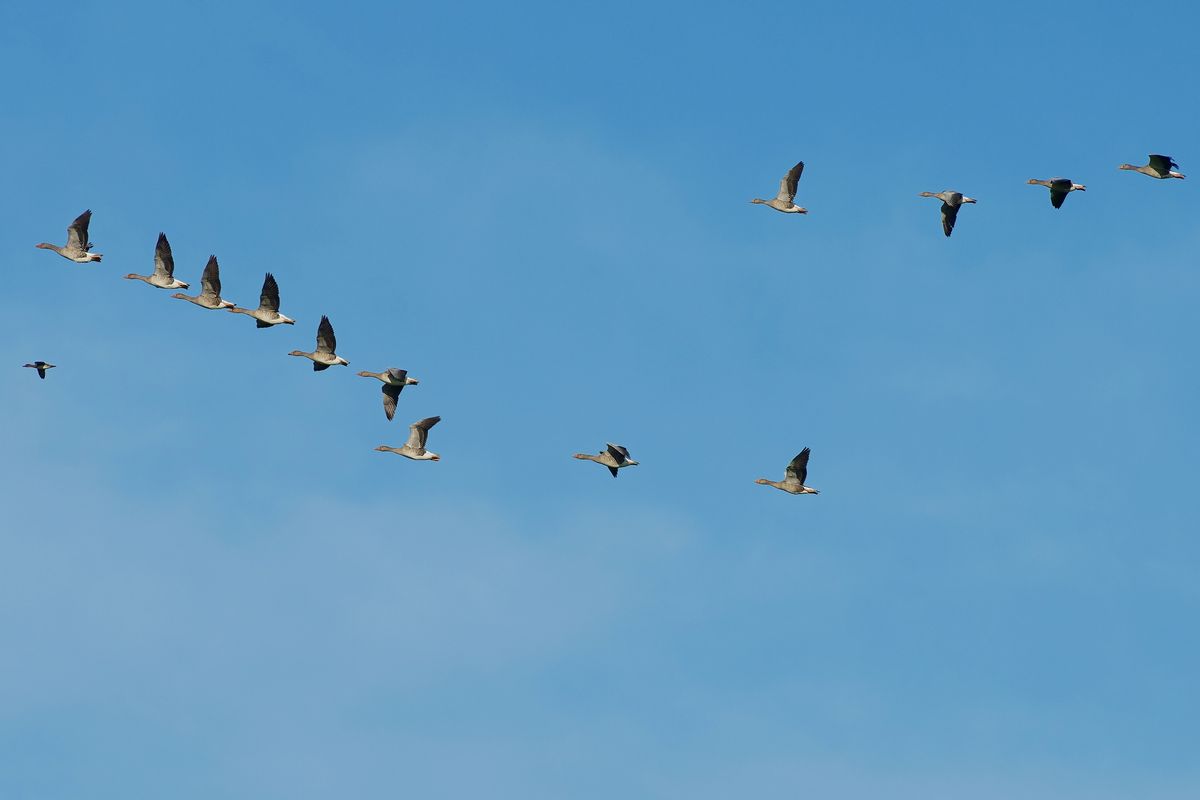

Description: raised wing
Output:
[200,255,221,300]
[606,443,631,464]
[66,209,92,251]
[315,315,336,354]
[406,416,441,452]
[382,383,402,420]
[260,273,281,313]
[775,161,804,204]
[941,202,959,237]
[386,368,408,383]
[154,233,175,279]
[1148,154,1178,173]
[785,447,811,484]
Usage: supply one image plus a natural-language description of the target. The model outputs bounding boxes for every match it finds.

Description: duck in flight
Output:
[1027,177,1086,209]
[171,255,235,310]
[1119,154,1185,180]
[22,361,56,379]
[755,447,820,494]
[919,190,976,237]
[574,443,639,477]
[357,368,420,420]
[228,273,295,327]
[36,210,102,263]
[375,416,442,461]
[125,233,189,289]
[288,315,349,370]
[751,161,808,214]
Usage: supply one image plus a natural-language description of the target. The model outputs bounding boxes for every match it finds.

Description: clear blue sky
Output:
[3,1,1198,797]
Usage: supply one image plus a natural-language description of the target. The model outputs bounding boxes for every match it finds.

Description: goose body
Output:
[171,255,235,309]
[289,315,349,370]
[919,190,976,237]
[1119,154,1185,179]
[751,161,808,213]
[125,233,190,289]
[574,443,639,478]
[375,416,442,460]
[756,447,819,494]
[228,272,295,327]
[22,361,56,379]
[357,368,420,420]
[1027,177,1086,208]
[36,210,102,263]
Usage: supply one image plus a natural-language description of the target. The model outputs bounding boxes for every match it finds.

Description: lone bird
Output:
[751,161,808,214]
[171,255,235,310]
[125,233,190,289]
[22,361,56,379]
[919,191,976,237]
[375,416,442,461]
[36,210,102,263]
[357,368,420,420]
[755,447,820,495]
[1119,154,1185,180]
[288,315,349,370]
[574,443,639,478]
[228,273,295,327]
[1027,177,1086,208]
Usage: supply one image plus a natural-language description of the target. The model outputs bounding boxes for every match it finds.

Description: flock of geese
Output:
[23,151,1185,495]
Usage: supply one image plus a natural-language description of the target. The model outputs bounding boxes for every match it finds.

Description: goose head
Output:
[287,350,308,357]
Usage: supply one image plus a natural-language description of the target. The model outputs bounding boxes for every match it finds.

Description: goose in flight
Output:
[171,255,235,310]
[357,368,420,420]
[289,315,349,370]
[573,443,639,477]
[755,447,820,494]
[1119,154,1185,180]
[22,361,56,379]
[228,273,295,327]
[1027,177,1086,208]
[375,416,442,461]
[751,161,808,214]
[125,233,189,289]
[36,210,102,263]
[919,191,976,237]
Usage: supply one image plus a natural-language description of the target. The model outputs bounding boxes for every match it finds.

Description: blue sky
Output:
[2,1,1198,797]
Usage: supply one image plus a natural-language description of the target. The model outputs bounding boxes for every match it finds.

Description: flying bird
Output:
[375,416,442,461]
[573,443,639,478]
[919,190,976,237]
[755,447,820,495]
[22,361,56,379]
[125,233,190,289]
[36,210,102,263]
[288,315,349,370]
[357,368,420,420]
[1027,177,1086,209]
[1119,154,1185,180]
[751,161,808,214]
[228,273,296,327]
[171,255,235,309]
